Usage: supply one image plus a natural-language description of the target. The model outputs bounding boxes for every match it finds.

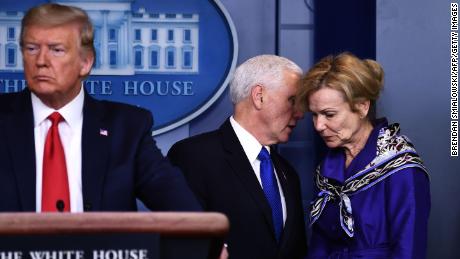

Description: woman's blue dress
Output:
[308,119,431,259]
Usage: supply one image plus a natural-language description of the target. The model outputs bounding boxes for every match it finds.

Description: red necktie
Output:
[42,112,70,212]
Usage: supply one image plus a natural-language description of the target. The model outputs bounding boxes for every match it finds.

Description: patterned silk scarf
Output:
[309,123,428,237]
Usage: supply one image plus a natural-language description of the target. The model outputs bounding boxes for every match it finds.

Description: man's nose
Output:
[36,48,48,66]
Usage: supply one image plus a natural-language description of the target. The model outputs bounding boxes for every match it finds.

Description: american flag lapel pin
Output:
[99,128,108,136]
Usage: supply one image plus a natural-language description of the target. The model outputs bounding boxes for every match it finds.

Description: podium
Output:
[0,212,229,259]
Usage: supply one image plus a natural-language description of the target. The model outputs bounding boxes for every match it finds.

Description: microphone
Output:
[56,200,65,212]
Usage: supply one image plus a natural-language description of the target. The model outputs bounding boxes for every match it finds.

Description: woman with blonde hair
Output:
[300,52,430,258]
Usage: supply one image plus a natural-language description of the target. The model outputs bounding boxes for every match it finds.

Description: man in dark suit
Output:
[0,3,200,212]
[168,55,307,259]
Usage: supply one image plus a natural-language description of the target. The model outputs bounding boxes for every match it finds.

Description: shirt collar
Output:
[230,116,269,163]
[31,86,85,128]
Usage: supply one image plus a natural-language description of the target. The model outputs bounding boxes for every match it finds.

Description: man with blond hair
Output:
[0,3,200,213]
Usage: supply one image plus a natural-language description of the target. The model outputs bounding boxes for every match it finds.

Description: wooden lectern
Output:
[0,212,229,259]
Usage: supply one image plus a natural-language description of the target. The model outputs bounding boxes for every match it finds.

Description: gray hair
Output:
[230,55,303,104]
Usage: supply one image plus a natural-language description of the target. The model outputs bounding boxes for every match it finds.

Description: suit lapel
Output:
[271,150,289,191]
[271,151,297,247]
[81,93,110,211]
[219,120,276,238]
[6,90,36,211]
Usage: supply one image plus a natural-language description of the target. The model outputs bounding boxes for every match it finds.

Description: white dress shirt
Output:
[230,116,287,225]
[32,87,84,212]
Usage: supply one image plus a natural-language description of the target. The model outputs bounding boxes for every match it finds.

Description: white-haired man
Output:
[168,55,307,259]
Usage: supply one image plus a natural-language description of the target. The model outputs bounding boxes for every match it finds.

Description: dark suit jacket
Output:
[168,119,307,259]
[0,89,201,212]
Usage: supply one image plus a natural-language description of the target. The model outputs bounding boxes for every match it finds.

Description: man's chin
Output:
[28,84,58,96]
[282,128,296,142]
[277,134,291,144]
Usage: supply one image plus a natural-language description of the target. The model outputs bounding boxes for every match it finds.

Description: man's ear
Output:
[251,84,264,110]
[79,52,94,77]
[354,99,371,119]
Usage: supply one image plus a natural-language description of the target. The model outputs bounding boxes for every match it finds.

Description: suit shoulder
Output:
[0,91,25,114]
[93,99,153,125]
[89,99,154,130]
[97,99,151,116]
[169,129,222,158]
[172,129,220,149]
[0,91,22,103]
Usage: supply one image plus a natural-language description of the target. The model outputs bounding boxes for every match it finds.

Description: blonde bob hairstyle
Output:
[298,52,384,118]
